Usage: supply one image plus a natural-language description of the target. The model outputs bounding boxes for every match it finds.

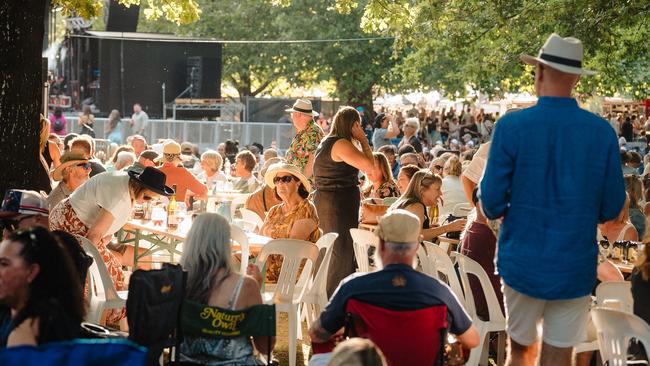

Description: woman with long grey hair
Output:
[179,213,274,365]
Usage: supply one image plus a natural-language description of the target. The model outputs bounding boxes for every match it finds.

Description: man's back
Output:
[480,96,626,300]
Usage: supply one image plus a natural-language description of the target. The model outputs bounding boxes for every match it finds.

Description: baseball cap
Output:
[0,189,49,218]
[375,209,421,244]
[139,149,159,161]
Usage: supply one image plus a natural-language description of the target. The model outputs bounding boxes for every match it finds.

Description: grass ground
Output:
[273,313,311,366]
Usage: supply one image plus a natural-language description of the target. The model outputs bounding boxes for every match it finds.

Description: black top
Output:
[42,141,53,169]
[314,136,359,191]
[621,121,634,142]
[420,202,430,229]
[631,268,650,325]
[89,160,106,178]
[401,135,422,153]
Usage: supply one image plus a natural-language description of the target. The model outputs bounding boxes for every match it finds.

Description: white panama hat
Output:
[520,33,596,75]
[285,99,320,117]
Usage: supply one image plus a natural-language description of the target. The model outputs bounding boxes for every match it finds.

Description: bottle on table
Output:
[167,184,179,230]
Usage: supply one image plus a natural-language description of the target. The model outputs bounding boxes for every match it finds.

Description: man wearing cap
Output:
[285,99,324,179]
[0,190,49,238]
[158,140,208,203]
[128,149,159,175]
[309,209,479,353]
[47,151,91,210]
[480,34,626,366]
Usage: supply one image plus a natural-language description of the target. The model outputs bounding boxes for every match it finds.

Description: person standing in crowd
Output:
[105,109,123,145]
[285,99,324,179]
[621,116,634,142]
[69,135,106,178]
[129,135,147,158]
[371,113,399,151]
[130,103,149,138]
[49,107,66,136]
[78,105,95,138]
[36,117,57,194]
[49,167,173,323]
[0,227,85,348]
[47,151,90,210]
[480,34,626,366]
[399,118,423,153]
[313,106,374,296]
[158,141,208,203]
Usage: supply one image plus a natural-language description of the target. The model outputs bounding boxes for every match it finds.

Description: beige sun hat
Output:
[285,99,320,117]
[520,33,596,75]
[264,163,311,191]
[156,140,184,164]
[375,209,421,244]
[51,151,89,181]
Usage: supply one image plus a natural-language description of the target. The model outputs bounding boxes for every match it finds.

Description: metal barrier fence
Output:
[65,118,296,152]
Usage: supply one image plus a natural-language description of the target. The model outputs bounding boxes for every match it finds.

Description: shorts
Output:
[503,283,591,348]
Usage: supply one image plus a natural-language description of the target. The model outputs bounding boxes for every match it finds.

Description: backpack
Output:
[126,263,185,365]
[53,118,64,132]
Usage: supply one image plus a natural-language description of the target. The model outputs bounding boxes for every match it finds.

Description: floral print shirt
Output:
[285,120,324,174]
[362,180,400,200]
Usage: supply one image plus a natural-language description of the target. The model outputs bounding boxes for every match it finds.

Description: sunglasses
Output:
[76,162,91,170]
[142,194,154,201]
[273,175,296,184]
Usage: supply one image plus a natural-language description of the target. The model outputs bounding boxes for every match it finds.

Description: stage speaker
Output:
[186,56,221,99]
[105,0,139,32]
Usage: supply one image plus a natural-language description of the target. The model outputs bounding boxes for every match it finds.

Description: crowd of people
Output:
[1,33,649,366]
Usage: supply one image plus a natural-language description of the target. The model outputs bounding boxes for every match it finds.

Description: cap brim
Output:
[520,54,596,75]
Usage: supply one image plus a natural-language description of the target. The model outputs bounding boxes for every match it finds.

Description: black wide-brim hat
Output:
[128,167,175,196]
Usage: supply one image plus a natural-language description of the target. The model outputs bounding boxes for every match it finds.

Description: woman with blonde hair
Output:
[313,106,374,296]
[198,149,227,188]
[362,152,399,199]
[625,174,646,238]
[438,155,469,223]
[105,109,123,144]
[389,170,466,241]
[598,194,638,243]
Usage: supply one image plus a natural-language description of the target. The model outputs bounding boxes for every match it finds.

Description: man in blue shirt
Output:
[480,34,625,366]
[309,210,479,357]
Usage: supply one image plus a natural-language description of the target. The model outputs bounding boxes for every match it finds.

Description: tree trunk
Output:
[0,0,48,198]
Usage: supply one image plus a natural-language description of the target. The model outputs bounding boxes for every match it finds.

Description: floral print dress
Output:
[260,199,320,282]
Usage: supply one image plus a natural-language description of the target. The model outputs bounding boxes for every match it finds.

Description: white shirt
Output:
[70,172,132,236]
[463,142,491,184]
[438,175,469,224]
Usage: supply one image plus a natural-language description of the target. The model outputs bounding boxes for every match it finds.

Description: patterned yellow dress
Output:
[260,199,321,282]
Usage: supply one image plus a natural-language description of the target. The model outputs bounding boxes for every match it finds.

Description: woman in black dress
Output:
[313,107,374,296]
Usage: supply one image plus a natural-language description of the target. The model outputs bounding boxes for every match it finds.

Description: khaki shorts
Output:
[503,283,591,348]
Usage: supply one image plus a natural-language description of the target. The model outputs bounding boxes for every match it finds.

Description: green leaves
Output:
[54,0,200,25]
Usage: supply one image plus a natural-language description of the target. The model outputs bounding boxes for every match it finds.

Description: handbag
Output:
[360,198,389,225]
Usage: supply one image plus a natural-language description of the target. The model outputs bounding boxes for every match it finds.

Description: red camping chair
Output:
[344,298,448,366]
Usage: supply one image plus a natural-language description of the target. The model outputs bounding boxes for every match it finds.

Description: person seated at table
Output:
[0,190,50,239]
[232,150,260,194]
[128,149,159,175]
[260,163,320,282]
[396,164,420,195]
[197,149,227,189]
[69,135,106,178]
[625,174,646,239]
[309,210,479,364]
[362,152,399,200]
[632,236,650,325]
[110,151,136,173]
[389,170,466,241]
[49,167,173,322]
[106,145,135,172]
[438,155,469,224]
[244,158,283,222]
[328,338,387,366]
[460,188,503,320]
[0,227,84,348]
[47,151,90,210]
[598,194,638,243]
[158,140,208,203]
[180,213,274,365]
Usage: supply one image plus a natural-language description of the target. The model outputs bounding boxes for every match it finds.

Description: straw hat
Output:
[520,33,596,75]
[285,99,319,117]
[264,163,311,191]
[156,140,183,164]
[51,151,89,181]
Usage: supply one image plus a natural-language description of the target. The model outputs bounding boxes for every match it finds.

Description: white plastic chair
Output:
[596,281,633,313]
[299,233,339,326]
[576,281,635,355]
[77,236,128,325]
[422,241,465,304]
[256,239,320,366]
[240,207,264,232]
[455,253,506,366]
[350,228,378,273]
[230,224,250,275]
[592,307,650,366]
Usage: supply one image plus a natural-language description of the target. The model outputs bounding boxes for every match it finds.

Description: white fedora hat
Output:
[285,99,320,117]
[520,33,596,75]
